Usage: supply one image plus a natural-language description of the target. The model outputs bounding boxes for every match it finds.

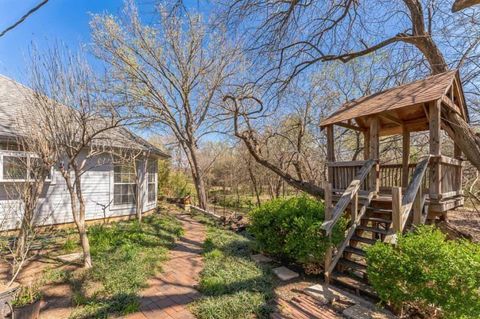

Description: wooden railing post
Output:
[392,187,402,233]
[323,181,333,284]
[413,187,422,225]
[351,192,358,222]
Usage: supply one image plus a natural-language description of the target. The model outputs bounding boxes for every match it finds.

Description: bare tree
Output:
[90,2,240,209]
[26,46,123,268]
[221,0,480,186]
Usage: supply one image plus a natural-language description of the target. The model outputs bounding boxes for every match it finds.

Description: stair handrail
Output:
[324,190,375,278]
[387,155,431,242]
[322,159,377,235]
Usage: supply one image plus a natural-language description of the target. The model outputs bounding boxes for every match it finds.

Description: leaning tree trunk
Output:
[402,0,480,172]
[185,144,208,209]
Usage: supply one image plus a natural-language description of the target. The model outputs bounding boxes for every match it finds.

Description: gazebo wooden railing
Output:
[327,155,463,202]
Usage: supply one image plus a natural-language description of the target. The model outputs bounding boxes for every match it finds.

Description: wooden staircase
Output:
[322,157,431,298]
[331,197,394,297]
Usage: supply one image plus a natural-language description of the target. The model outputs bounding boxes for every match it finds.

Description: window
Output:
[113,164,137,206]
[147,160,157,203]
[1,152,53,182]
[3,155,28,180]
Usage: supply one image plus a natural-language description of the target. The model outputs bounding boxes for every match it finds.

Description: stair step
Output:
[344,246,366,257]
[367,207,392,214]
[357,225,389,235]
[351,235,377,245]
[331,273,376,296]
[362,216,391,224]
[338,258,367,272]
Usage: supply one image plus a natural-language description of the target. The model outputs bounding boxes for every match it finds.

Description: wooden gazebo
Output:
[319,70,467,294]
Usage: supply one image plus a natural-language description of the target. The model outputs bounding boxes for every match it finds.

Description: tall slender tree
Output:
[90,2,239,209]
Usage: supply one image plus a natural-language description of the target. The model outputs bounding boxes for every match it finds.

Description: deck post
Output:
[392,187,402,233]
[326,125,335,184]
[429,100,442,201]
[323,181,333,284]
[413,187,422,225]
[363,130,370,161]
[351,192,358,222]
[454,143,463,195]
[368,117,379,194]
[402,126,410,188]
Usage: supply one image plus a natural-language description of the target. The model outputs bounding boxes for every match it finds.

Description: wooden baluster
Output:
[392,187,402,233]
[323,182,333,284]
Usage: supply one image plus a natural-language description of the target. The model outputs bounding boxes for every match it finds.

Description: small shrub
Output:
[248,196,346,269]
[366,225,480,319]
[12,283,42,307]
[62,237,78,253]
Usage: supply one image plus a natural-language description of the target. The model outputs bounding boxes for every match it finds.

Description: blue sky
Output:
[0,0,128,81]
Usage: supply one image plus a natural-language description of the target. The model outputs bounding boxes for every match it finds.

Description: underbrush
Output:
[366,225,480,319]
[248,196,346,272]
[66,214,183,318]
[190,223,275,319]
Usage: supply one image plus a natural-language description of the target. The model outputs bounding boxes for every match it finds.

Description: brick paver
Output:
[272,294,344,319]
[126,212,205,319]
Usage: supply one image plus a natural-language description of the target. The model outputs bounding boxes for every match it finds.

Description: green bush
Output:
[248,196,346,268]
[366,226,480,318]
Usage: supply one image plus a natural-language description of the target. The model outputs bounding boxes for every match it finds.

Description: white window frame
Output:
[0,151,54,183]
[111,163,137,209]
[146,160,157,204]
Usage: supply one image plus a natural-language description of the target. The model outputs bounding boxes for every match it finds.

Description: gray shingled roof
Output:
[0,74,169,158]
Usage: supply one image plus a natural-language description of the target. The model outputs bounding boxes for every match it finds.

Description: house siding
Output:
[0,151,158,231]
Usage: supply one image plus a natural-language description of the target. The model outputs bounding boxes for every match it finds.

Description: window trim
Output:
[0,151,54,183]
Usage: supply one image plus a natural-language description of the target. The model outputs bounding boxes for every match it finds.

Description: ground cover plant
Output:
[64,214,183,318]
[366,225,480,318]
[191,215,275,319]
[248,196,346,271]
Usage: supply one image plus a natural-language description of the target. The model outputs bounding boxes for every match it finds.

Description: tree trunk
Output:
[66,170,93,269]
[77,218,93,268]
[185,143,208,209]
[247,161,261,206]
[135,160,144,223]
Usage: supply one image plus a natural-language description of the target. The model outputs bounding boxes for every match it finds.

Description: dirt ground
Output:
[0,256,76,319]
[447,208,480,242]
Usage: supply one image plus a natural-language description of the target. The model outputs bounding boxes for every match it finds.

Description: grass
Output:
[190,217,276,319]
[65,214,183,318]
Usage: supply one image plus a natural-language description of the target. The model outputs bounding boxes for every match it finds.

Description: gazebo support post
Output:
[326,125,335,183]
[429,100,442,206]
[402,126,410,188]
[368,117,380,194]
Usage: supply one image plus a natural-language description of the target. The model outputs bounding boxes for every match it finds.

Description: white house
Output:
[0,75,169,231]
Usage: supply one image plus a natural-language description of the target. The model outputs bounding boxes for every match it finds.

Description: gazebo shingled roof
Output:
[320,70,468,135]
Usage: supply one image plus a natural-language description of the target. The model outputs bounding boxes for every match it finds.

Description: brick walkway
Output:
[126,212,205,319]
[272,294,344,319]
